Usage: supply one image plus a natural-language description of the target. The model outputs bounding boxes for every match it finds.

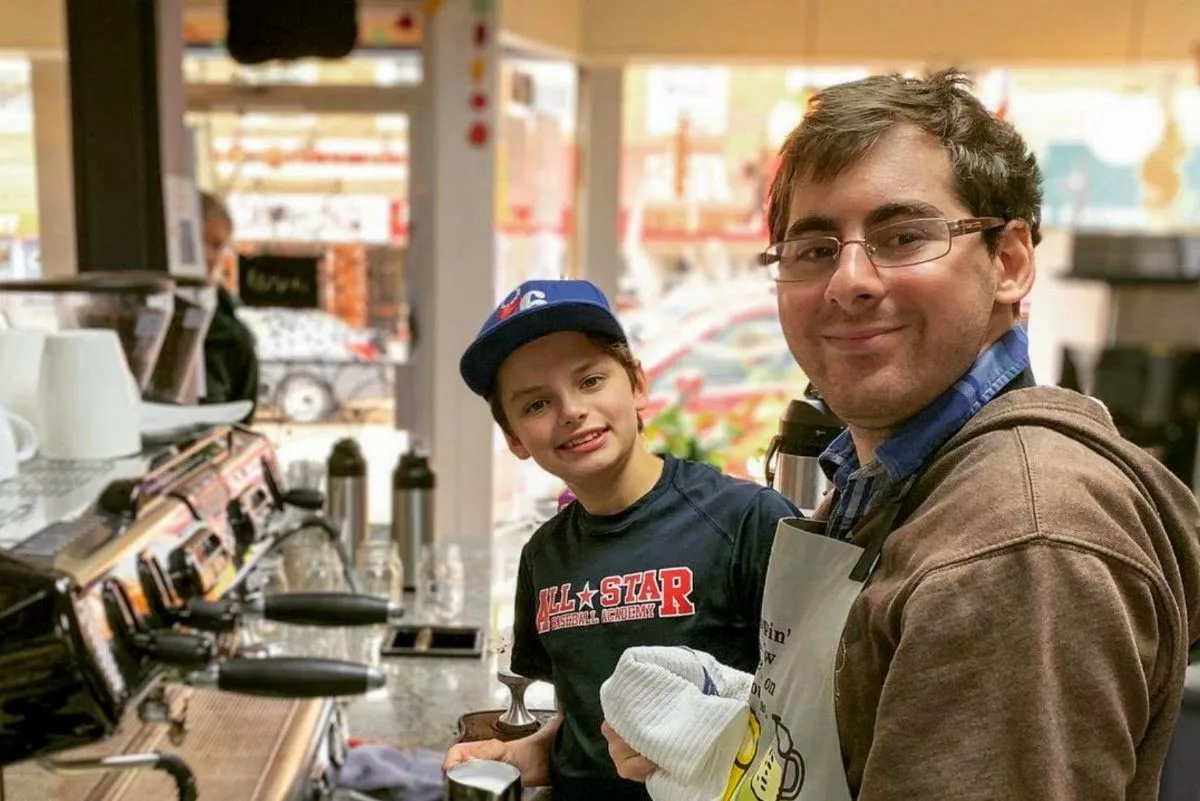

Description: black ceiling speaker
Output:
[227,0,359,65]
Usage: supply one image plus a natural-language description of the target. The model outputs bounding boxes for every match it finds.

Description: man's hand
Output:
[601,721,659,783]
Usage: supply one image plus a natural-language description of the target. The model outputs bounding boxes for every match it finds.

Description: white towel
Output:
[600,646,755,801]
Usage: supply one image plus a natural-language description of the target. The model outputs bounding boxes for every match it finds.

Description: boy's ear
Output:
[632,362,649,413]
[505,430,532,460]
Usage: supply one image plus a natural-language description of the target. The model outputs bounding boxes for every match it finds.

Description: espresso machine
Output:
[0,425,403,801]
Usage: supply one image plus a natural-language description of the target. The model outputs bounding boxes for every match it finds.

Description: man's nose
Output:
[823,241,885,309]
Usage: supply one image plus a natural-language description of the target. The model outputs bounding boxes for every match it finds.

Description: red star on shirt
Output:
[576,581,597,609]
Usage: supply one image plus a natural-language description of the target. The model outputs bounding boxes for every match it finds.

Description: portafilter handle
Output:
[187,657,386,698]
[248,592,404,627]
[495,667,540,733]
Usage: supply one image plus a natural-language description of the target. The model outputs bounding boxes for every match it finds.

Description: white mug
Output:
[0,408,37,481]
[38,330,142,461]
[0,329,46,430]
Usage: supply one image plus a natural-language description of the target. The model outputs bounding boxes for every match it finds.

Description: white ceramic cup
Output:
[0,408,37,481]
[38,329,142,460]
[0,329,46,429]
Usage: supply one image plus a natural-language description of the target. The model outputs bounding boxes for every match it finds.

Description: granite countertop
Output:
[254,522,560,801]
[267,528,556,754]
[345,534,556,753]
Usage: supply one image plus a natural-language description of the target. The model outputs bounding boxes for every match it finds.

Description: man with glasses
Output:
[600,70,1200,800]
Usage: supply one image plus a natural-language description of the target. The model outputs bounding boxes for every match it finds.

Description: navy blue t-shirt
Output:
[511,455,798,801]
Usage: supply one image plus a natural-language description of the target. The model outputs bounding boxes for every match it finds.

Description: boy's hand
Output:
[601,721,658,783]
[443,738,510,773]
[443,734,554,787]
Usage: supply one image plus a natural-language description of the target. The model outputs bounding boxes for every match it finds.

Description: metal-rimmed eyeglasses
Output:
[758,217,1008,283]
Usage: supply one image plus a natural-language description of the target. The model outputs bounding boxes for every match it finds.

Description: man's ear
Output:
[505,430,532,460]
[994,221,1035,308]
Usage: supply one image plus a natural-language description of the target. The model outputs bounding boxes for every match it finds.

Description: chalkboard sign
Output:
[237,254,321,309]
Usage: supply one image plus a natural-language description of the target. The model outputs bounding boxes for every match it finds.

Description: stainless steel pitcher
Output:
[446,760,522,800]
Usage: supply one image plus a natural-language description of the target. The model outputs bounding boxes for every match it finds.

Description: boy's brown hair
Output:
[488,333,645,437]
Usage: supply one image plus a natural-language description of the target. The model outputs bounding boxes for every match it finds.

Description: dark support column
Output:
[64,0,168,273]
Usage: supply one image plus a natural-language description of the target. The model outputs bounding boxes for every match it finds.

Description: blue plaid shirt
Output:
[818,326,1031,541]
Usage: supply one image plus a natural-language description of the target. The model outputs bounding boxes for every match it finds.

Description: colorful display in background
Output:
[1041,142,1200,229]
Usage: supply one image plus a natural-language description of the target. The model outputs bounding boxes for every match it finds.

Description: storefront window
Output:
[619,64,820,480]
[644,67,729,136]
[0,57,39,278]
[491,56,580,523]
[187,95,414,528]
[183,50,423,87]
[617,62,1200,483]
[997,66,1200,229]
[494,57,578,289]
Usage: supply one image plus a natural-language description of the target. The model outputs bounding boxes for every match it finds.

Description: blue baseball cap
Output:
[459,279,627,398]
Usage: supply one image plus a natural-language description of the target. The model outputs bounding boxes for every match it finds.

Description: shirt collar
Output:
[819,325,1030,484]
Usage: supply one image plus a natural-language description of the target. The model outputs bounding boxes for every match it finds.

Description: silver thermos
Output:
[391,448,435,592]
[326,437,369,565]
[764,387,845,513]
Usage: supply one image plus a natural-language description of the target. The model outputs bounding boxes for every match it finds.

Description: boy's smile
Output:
[557,427,609,453]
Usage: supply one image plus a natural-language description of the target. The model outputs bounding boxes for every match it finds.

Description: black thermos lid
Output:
[394,450,435,490]
[327,438,366,478]
[777,396,845,457]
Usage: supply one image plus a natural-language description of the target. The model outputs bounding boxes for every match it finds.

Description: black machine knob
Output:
[102,577,214,668]
[138,553,182,628]
[101,579,148,675]
[282,487,325,511]
[168,548,202,600]
[179,598,239,633]
[130,630,215,667]
[97,479,143,518]
[226,499,258,550]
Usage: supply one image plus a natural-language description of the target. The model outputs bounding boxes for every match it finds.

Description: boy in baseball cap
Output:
[446,279,797,800]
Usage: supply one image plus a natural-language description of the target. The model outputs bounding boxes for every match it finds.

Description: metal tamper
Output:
[494,667,540,737]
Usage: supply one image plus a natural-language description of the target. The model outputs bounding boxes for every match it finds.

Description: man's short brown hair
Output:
[767,69,1043,254]
[488,333,644,437]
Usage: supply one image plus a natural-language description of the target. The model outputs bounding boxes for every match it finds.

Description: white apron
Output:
[720,369,1034,800]
[720,498,904,801]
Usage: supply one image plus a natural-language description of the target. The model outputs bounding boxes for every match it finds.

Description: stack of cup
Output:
[0,328,142,464]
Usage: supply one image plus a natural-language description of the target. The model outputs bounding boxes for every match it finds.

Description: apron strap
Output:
[1008,365,1036,391]
[849,488,908,582]
[847,362,1036,583]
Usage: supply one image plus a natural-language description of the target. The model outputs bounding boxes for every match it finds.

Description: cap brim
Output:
[460,302,626,397]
